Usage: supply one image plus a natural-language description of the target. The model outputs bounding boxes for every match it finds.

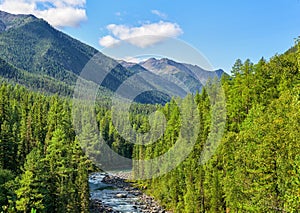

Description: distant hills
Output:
[120,58,226,94]
[0,10,226,103]
[140,58,225,93]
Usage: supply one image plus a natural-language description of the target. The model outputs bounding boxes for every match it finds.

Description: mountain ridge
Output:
[0,10,227,103]
[140,58,226,93]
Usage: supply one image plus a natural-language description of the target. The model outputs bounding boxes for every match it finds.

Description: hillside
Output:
[0,11,98,80]
[0,10,225,103]
[121,58,226,95]
[0,11,139,88]
[134,42,300,212]
[140,58,226,93]
[0,57,74,95]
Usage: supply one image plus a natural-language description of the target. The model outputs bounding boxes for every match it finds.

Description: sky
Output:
[1,0,300,72]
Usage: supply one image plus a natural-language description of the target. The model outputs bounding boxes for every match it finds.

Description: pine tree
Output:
[45,128,73,212]
[0,169,15,209]
[16,148,48,212]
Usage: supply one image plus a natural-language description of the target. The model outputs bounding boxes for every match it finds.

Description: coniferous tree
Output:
[16,148,48,212]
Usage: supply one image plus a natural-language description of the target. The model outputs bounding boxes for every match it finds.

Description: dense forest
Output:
[0,82,160,212]
[0,30,299,213]
[133,41,300,212]
[0,84,91,212]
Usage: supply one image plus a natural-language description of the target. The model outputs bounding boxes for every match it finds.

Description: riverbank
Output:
[89,172,169,213]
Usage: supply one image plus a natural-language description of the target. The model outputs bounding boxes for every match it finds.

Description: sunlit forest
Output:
[0,39,299,212]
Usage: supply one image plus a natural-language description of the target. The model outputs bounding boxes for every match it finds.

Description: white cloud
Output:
[0,0,87,28]
[35,7,86,28]
[0,0,35,14]
[56,0,86,7]
[99,35,120,47]
[99,21,183,48]
[151,10,167,19]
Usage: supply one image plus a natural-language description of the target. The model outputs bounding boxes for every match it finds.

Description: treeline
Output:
[0,81,159,212]
[133,42,300,212]
[0,84,90,212]
[0,57,74,96]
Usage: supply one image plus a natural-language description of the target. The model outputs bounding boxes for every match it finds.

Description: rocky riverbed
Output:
[89,172,169,213]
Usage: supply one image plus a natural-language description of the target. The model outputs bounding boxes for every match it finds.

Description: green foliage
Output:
[0,11,299,212]
[0,169,14,209]
[0,84,91,212]
[133,42,300,212]
[0,12,174,104]
[0,13,97,81]
[16,148,46,212]
[0,57,74,96]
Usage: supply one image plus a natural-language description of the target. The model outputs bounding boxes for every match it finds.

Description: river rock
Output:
[116,193,127,198]
[91,172,170,213]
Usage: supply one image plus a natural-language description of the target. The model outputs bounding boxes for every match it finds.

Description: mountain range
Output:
[0,10,226,103]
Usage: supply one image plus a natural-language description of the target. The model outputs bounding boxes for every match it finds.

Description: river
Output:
[89,172,167,213]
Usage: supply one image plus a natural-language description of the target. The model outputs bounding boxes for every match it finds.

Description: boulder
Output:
[115,193,127,198]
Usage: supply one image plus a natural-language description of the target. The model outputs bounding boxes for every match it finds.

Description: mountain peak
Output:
[145,57,158,62]
[0,10,33,20]
[0,10,226,104]
[144,57,175,63]
[0,10,99,80]
[139,56,227,93]
[0,10,38,31]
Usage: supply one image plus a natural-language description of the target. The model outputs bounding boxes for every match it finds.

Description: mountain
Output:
[0,10,144,87]
[0,11,33,32]
[140,58,226,93]
[0,11,189,103]
[0,11,154,101]
[0,10,98,83]
[182,63,225,84]
[0,10,226,104]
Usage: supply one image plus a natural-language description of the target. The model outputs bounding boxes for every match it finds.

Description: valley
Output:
[0,9,299,213]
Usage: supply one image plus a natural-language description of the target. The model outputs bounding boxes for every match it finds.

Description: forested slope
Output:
[133,40,300,212]
[0,84,91,212]
[0,11,226,104]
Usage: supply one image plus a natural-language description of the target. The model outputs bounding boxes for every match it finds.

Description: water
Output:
[89,173,142,213]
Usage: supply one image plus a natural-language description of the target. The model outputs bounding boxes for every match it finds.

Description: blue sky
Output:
[1,0,300,72]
